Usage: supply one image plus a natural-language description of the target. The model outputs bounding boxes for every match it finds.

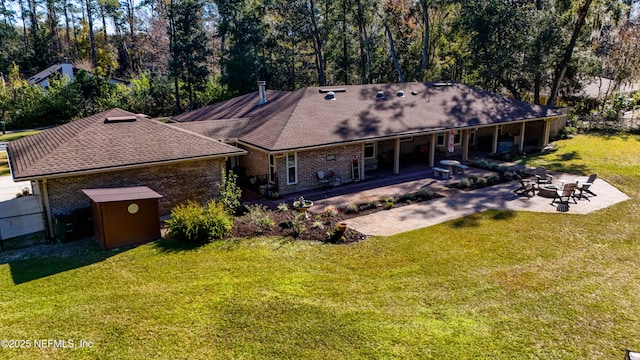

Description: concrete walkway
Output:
[335,173,630,236]
[0,175,31,202]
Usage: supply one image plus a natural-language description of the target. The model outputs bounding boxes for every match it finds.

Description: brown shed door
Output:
[101,199,160,249]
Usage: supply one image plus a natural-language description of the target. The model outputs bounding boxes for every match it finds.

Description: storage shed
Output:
[82,186,162,250]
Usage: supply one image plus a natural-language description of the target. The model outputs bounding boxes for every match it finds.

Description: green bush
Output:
[345,203,359,214]
[476,177,487,187]
[416,187,435,199]
[217,170,243,215]
[165,200,233,244]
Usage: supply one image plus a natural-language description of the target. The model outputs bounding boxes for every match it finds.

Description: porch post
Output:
[542,119,551,146]
[394,137,400,174]
[519,122,526,152]
[360,142,366,180]
[429,133,436,167]
[462,129,470,161]
[492,126,499,153]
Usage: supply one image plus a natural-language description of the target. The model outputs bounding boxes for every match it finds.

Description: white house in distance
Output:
[28,62,129,88]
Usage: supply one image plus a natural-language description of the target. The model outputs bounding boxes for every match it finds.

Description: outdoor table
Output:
[439,159,460,173]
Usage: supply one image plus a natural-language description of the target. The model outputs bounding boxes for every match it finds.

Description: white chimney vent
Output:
[258,81,267,105]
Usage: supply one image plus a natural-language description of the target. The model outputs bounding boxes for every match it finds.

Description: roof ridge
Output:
[267,88,309,151]
[152,117,243,149]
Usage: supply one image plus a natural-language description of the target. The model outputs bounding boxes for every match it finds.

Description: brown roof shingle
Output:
[173,82,563,151]
[8,108,245,180]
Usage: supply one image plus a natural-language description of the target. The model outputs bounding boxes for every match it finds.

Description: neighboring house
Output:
[7,108,246,239]
[172,81,566,196]
[28,62,129,88]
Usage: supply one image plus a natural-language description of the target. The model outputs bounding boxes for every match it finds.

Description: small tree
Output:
[217,170,243,215]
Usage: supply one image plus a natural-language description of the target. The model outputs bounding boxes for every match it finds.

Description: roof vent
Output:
[397,90,405,97]
[325,91,336,100]
[432,82,454,87]
[319,88,346,93]
[104,116,137,123]
[411,91,419,95]
[376,91,386,99]
[258,80,267,105]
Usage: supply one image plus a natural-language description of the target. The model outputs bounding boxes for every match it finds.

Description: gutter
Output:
[13,151,246,182]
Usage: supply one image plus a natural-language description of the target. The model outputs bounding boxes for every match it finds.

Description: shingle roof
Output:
[173,82,563,151]
[8,108,245,180]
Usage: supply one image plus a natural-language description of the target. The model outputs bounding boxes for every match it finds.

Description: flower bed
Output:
[230,187,442,244]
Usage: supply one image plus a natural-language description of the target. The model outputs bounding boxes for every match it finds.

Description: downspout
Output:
[41,179,55,241]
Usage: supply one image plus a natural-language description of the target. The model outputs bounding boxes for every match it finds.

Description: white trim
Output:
[364,142,376,159]
[286,152,297,185]
[399,136,413,142]
[13,153,245,182]
[269,154,276,184]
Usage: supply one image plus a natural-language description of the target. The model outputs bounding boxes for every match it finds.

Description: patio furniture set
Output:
[433,160,469,179]
[514,167,598,208]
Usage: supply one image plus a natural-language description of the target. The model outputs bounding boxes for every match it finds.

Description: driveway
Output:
[0,175,31,202]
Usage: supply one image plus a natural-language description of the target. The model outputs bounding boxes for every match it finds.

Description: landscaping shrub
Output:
[345,203,359,214]
[457,178,472,189]
[277,202,289,212]
[416,187,435,199]
[165,200,233,244]
[323,205,339,217]
[486,173,500,185]
[247,204,275,234]
[476,177,487,187]
[384,197,395,209]
[288,212,307,238]
[216,170,243,215]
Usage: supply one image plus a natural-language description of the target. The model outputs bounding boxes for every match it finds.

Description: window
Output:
[454,130,461,145]
[364,142,376,159]
[436,132,445,146]
[268,154,275,183]
[286,152,297,185]
[470,129,477,146]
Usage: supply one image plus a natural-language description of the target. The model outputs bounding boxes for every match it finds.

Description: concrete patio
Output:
[265,166,630,237]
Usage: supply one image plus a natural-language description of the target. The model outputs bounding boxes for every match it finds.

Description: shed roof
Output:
[82,186,162,203]
[8,108,246,181]
[172,82,563,151]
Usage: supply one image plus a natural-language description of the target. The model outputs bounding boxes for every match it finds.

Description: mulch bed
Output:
[230,192,443,244]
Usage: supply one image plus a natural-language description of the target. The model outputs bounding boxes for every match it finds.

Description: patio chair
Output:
[317,170,330,188]
[535,166,553,185]
[575,173,597,199]
[514,174,536,197]
[625,349,640,360]
[550,182,577,206]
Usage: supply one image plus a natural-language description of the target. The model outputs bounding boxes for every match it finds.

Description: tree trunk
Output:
[547,0,593,107]
[356,0,371,83]
[17,0,28,51]
[47,0,61,54]
[309,0,326,86]
[85,0,98,68]
[63,0,73,58]
[341,0,349,85]
[385,24,405,83]
[420,0,430,82]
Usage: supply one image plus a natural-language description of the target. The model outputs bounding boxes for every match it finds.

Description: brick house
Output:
[7,108,246,239]
[172,82,567,196]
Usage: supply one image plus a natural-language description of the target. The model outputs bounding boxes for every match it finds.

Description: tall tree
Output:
[168,0,211,112]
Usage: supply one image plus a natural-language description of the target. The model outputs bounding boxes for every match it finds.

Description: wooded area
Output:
[0,0,639,129]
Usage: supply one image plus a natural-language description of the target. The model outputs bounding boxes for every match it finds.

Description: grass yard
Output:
[0,152,9,176]
[1,133,640,359]
[0,130,43,143]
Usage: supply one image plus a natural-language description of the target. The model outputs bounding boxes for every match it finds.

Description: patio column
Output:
[542,119,551,146]
[519,122,526,152]
[492,126,499,153]
[462,129,470,161]
[429,133,436,167]
[360,143,366,180]
[394,137,400,174]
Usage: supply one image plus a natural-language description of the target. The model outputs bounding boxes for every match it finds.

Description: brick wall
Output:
[275,144,362,195]
[238,145,268,176]
[45,158,225,216]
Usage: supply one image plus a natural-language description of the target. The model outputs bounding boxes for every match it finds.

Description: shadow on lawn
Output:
[449,210,517,228]
[3,238,127,285]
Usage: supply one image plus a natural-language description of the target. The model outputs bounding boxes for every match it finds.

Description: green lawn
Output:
[0,130,43,143]
[0,152,8,176]
[1,134,640,359]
